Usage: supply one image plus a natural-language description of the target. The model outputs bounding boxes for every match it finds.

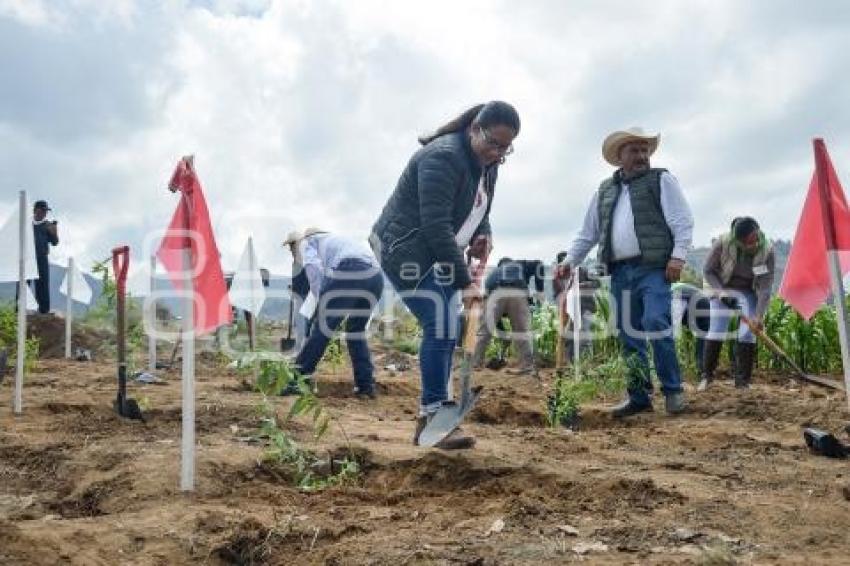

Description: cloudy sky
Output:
[2,0,850,282]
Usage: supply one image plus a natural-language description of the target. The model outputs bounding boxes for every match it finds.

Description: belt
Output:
[609,256,641,268]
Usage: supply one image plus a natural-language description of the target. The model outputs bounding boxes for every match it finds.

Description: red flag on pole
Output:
[156,156,232,335]
[778,141,850,320]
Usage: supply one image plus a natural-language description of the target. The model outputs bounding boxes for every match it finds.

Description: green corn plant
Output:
[532,303,559,367]
[590,290,620,359]
[675,326,699,380]
[547,354,627,428]
[484,317,513,365]
[321,335,345,374]
[244,356,360,490]
[0,302,40,371]
[760,296,843,373]
[392,307,421,355]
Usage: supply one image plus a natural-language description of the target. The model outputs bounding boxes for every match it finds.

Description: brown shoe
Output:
[435,427,475,450]
[412,416,476,450]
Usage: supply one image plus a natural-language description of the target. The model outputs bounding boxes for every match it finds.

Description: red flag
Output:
[157,156,232,334]
[779,140,850,319]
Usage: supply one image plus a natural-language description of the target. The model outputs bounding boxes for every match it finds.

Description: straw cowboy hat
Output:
[602,127,660,167]
[282,227,327,247]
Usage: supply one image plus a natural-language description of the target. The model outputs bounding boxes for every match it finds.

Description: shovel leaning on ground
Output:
[156,337,181,370]
[417,255,488,448]
[739,313,845,391]
[280,284,297,353]
[112,246,144,421]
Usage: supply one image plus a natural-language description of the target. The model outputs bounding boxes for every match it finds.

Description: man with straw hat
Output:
[282,227,384,399]
[557,127,694,417]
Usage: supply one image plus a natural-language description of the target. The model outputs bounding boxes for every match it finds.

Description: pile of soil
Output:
[26,314,111,359]
[2,355,850,564]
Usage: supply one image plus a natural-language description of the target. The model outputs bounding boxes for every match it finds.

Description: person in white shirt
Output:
[283,228,384,399]
[557,127,694,418]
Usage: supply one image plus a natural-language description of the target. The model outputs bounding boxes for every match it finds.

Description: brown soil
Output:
[2,354,850,565]
[27,314,111,359]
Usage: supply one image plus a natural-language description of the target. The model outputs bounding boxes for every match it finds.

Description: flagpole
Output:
[65,257,74,359]
[149,255,157,373]
[813,138,850,408]
[181,247,195,492]
[14,190,26,414]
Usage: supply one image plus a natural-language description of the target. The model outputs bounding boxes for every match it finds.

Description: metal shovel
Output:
[280,284,297,353]
[418,255,488,447]
[739,313,844,391]
[112,246,144,421]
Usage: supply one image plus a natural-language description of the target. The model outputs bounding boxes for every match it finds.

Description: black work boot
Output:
[735,342,756,389]
[697,340,724,392]
[665,391,687,414]
[611,397,653,418]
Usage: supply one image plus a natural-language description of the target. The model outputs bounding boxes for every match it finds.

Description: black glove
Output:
[720,296,739,310]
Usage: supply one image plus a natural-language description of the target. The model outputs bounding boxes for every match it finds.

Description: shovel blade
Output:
[417,387,483,447]
[417,402,463,447]
[114,397,144,421]
[280,338,297,353]
[801,373,845,391]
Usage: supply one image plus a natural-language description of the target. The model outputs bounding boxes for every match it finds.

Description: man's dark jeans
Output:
[295,259,384,392]
[611,261,683,405]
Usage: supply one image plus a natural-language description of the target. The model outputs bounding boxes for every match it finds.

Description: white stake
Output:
[573,308,581,383]
[149,255,157,372]
[65,257,74,359]
[567,277,582,381]
[181,248,195,492]
[15,191,26,414]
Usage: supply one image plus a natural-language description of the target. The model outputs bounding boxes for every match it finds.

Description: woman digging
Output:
[370,101,521,449]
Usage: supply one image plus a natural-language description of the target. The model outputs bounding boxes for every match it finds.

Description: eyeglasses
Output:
[480,127,514,156]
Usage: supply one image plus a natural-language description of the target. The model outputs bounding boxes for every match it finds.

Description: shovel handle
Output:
[112,246,130,294]
[555,274,578,369]
[740,314,806,376]
[462,253,489,353]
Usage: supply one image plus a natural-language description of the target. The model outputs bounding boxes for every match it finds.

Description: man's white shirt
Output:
[565,172,694,266]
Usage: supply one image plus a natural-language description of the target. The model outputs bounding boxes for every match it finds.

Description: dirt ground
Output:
[2,344,850,565]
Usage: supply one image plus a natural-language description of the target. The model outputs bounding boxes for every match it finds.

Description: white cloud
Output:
[2,0,850,278]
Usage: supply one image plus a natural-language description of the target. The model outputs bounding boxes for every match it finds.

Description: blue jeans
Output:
[707,291,757,344]
[295,259,384,391]
[389,268,460,413]
[611,262,683,404]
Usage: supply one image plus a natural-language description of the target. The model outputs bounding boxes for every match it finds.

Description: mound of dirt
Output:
[27,314,111,359]
[4,359,850,564]
[471,397,546,427]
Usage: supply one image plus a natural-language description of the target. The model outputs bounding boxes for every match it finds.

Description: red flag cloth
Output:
[779,142,850,320]
[156,156,232,334]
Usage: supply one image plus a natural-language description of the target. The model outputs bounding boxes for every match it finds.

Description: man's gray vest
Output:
[597,168,673,269]
[712,233,773,290]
